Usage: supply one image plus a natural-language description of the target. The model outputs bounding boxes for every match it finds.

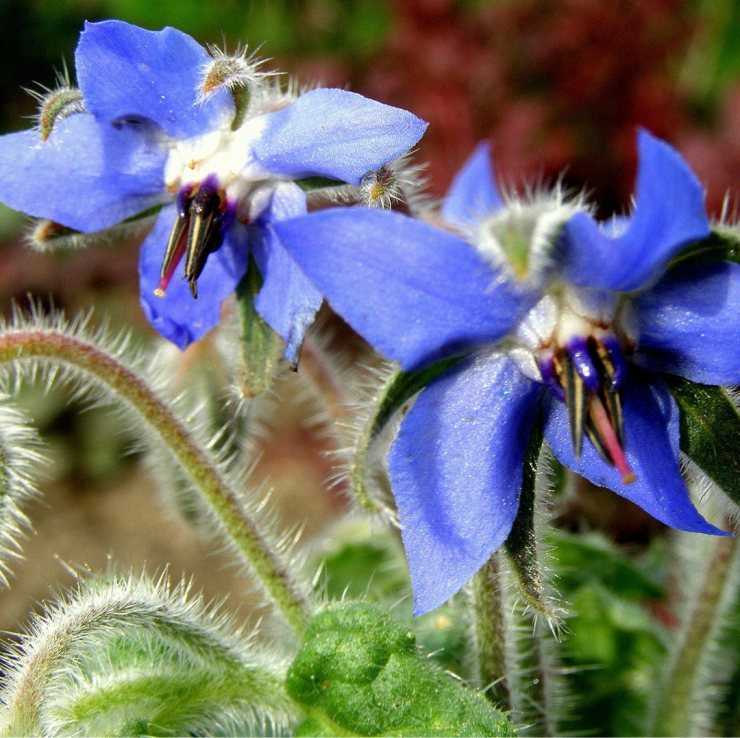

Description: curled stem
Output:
[0,326,311,635]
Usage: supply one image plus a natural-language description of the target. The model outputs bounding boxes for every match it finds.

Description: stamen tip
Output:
[622,471,636,485]
[153,287,166,298]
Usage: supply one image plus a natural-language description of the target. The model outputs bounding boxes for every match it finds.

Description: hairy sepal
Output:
[668,227,740,270]
[235,257,285,398]
[341,356,464,517]
[27,208,160,253]
[665,376,740,509]
[503,419,565,628]
[287,602,515,737]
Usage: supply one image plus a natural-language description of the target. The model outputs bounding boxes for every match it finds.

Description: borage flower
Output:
[273,130,736,613]
[0,20,427,360]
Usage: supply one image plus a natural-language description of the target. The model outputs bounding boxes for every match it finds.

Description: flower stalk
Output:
[650,532,738,736]
[0,326,311,635]
[470,554,511,711]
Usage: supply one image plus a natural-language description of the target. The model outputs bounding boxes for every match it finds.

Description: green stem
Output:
[650,534,738,736]
[470,554,511,711]
[0,329,311,635]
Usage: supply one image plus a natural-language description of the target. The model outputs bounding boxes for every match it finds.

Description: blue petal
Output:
[253,89,427,185]
[441,141,503,230]
[271,208,531,370]
[76,20,233,138]
[139,205,248,348]
[388,353,541,615]
[0,113,167,231]
[544,377,727,535]
[635,261,740,385]
[563,129,710,292]
[250,183,322,364]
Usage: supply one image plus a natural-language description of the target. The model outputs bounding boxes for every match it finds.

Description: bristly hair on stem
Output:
[0,302,313,636]
[0,570,297,736]
[0,396,45,585]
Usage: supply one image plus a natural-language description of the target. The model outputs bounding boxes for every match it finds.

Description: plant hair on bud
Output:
[26,64,85,141]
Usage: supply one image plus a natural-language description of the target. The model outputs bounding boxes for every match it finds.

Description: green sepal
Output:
[235,256,284,397]
[669,227,740,270]
[372,356,466,437]
[29,206,161,252]
[296,176,347,192]
[349,356,465,513]
[665,375,740,507]
[503,418,562,624]
[287,602,515,737]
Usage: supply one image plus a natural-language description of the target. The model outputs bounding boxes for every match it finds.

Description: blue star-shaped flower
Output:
[0,20,427,360]
[273,130,736,614]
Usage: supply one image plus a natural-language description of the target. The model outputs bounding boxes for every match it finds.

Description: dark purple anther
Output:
[539,356,564,401]
[568,337,600,392]
[601,335,628,389]
[176,184,194,217]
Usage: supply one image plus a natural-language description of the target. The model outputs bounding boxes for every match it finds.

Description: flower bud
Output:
[32,85,85,141]
[199,45,269,130]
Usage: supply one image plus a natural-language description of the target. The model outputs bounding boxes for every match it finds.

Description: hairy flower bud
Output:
[199,45,270,130]
[30,84,85,141]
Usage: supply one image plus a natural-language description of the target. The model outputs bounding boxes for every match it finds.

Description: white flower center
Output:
[507,286,637,382]
[164,114,274,221]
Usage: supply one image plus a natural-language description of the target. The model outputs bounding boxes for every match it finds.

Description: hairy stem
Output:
[470,554,511,711]
[0,329,311,635]
[1,575,295,736]
[650,534,738,736]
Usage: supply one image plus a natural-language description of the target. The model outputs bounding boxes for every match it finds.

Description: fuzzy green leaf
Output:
[287,602,515,737]
[665,375,740,506]
[235,256,285,397]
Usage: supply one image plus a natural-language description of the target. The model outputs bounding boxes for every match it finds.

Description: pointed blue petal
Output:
[635,261,740,385]
[544,377,727,535]
[251,183,322,364]
[563,129,710,292]
[0,114,166,232]
[76,20,233,137]
[441,142,503,230]
[139,206,248,348]
[254,89,427,185]
[272,208,531,370]
[388,353,541,615]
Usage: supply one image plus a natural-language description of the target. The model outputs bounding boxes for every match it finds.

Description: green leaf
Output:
[287,602,516,737]
[665,375,740,507]
[347,357,464,514]
[235,256,285,397]
[312,520,471,676]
